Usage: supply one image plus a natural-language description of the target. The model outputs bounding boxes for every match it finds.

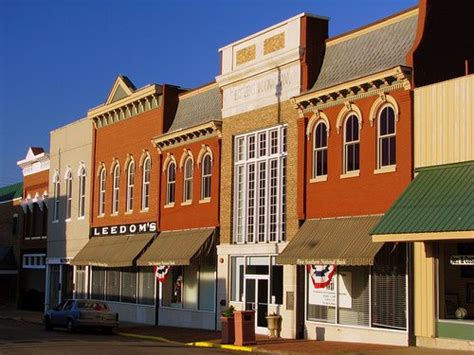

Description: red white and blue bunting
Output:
[154,265,171,283]
[307,264,336,289]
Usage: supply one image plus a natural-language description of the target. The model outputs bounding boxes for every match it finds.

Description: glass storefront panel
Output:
[75,266,87,299]
[49,265,60,307]
[338,266,369,327]
[106,268,120,302]
[138,267,154,305]
[199,266,215,311]
[121,268,137,303]
[91,267,105,300]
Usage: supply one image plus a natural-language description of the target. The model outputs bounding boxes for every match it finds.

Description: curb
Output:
[117,332,254,352]
[0,315,43,326]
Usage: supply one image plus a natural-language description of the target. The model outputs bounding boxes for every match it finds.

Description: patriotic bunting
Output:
[307,264,336,289]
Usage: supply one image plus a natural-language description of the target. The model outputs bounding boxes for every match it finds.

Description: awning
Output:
[137,228,216,266]
[372,161,474,242]
[70,233,155,267]
[0,246,16,270]
[276,215,383,265]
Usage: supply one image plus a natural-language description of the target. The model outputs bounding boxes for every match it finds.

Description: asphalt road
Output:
[0,319,231,355]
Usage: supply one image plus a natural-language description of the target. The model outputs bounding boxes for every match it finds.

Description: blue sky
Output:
[0,0,416,186]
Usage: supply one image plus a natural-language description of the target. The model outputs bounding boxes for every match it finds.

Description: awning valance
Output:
[276,215,383,266]
[137,228,216,266]
[372,161,474,242]
[70,233,155,267]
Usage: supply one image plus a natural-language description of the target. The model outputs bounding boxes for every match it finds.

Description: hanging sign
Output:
[307,265,336,288]
[450,255,474,266]
[154,265,171,282]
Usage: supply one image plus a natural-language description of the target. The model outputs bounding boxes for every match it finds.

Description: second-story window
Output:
[53,172,60,221]
[141,157,151,211]
[183,157,193,203]
[78,166,86,218]
[166,162,176,205]
[99,168,106,216]
[65,170,72,220]
[112,164,120,214]
[343,114,360,173]
[313,121,328,178]
[126,160,135,212]
[201,153,212,200]
[378,105,396,168]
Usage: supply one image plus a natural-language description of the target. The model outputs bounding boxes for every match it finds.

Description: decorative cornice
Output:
[152,121,222,153]
[293,66,412,114]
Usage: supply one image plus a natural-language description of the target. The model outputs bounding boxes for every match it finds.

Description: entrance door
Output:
[245,277,269,333]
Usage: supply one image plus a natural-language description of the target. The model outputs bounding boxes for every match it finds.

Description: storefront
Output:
[278,216,409,346]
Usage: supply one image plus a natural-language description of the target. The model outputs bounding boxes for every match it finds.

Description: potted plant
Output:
[265,312,282,338]
[220,305,235,344]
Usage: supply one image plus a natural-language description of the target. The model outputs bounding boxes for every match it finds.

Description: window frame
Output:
[312,121,328,179]
[65,170,72,221]
[98,167,106,216]
[112,164,120,214]
[166,161,176,206]
[183,157,193,203]
[78,166,86,218]
[342,114,360,175]
[126,160,135,213]
[141,157,151,211]
[201,153,212,201]
[377,104,397,170]
[52,172,60,221]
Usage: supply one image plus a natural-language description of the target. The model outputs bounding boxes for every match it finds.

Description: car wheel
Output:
[67,319,75,333]
[44,317,53,331]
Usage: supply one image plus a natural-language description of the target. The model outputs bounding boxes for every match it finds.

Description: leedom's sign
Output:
[91,222,157,236]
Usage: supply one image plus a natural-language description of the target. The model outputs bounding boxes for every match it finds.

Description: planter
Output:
[220,316,235,344]
[265,315,282,338]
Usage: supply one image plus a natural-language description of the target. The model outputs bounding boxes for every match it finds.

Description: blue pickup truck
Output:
[44,299,119,333]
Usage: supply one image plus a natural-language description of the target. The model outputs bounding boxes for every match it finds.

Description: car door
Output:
[56,300,74,326]
[49,300,66,326]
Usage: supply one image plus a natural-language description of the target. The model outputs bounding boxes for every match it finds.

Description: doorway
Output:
[245,276,269,333]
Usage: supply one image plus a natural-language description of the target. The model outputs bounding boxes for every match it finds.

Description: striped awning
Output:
[276,215,383,266]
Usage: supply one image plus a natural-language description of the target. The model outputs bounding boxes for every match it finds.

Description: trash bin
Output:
[234,310,256,346]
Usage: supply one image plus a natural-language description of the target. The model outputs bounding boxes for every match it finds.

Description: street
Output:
[0,319,231,355]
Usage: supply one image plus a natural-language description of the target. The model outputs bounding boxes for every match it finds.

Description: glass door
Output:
[245,276,269,333]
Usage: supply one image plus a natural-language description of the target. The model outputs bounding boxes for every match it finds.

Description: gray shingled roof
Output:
[168,85,222,132]
[311,13,418,92]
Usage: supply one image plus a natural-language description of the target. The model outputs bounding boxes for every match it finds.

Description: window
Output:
[343,115,360,173]
[106,268,120,302]
[99,168,106,216]
[126,161,135,212]
[53,173,60,220]
[112,164,120,214]
[121,268,137,303]
[183,157,193,203]
[378,105,396,168]
[65,170,72,220]
[166,161,176,205]
[201,154,212,200]
[91,267,105,300]
[75,266,87,299]
[138,267,154,305]
[313,122,328,178]
[78,167,86,218]
[141,157,151,211]
[22,253,46,269]
[233,125,287,243]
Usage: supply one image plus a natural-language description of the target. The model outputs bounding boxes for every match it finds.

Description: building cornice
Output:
[152,121,222,153]
[291,66,411,116]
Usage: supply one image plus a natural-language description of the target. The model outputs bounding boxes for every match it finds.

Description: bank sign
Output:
[91,222,157,236]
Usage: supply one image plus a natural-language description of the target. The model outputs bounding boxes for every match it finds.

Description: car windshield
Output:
[77,301,109,311]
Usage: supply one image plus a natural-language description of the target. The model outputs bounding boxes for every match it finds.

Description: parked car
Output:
[43,299,119,333]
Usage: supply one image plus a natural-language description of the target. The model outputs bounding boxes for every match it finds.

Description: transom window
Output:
[313,121,328,178]
[166,161,176,205]
[201,154,212,200]
[183,157,193,203]
[112,164,120,214]
[99,168,106,216]
[343,114,360,173]
[141,157,151,211]
[78,167,86,218]
[53,173,60,221]
[65,170,72,220]
[126,161,135,212]
[233,125,287,244]
[378,105,396,168]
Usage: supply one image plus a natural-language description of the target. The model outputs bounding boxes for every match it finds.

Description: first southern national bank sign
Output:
[91,222,157,236]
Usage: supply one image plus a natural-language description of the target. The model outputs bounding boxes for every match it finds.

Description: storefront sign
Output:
[308,271,352,309]
[91,222,157,236]
[450,255,474,265]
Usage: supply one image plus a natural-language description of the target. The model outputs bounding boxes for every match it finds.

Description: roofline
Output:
[50,116,89,134]
[0,197,22,205]
[326,6,418,47]
[218,12,329,52]
[372,231,474,242]
[415,160,474,173]
[16,152,50,167]
[178,81,218,100]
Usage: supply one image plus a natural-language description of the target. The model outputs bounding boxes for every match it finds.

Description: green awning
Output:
[276,215,383,266]
[372,161,474,241]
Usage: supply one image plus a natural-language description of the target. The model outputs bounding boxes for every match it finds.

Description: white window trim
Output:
[52,172,60,222]
[112,165,120,214]
[22,253,46,269]
[200,153,212,201]
[65,170,72,220]
[126,161,135,213]
[98,168,106,216]
[141,157,151,211]
[166,162,176,206]
[78,166,86,218]
[377,104,397,170]
[343,114,360,175]
[312,121,328,179]
[183,157,193,203]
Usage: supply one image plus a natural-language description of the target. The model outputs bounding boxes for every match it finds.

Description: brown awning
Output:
[70,233,155,267]
[137,228,216,266]
[276,216,383,266]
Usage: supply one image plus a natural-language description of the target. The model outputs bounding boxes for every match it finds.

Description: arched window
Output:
[343,114,360,173]
[183,157,193,203]
[166,162,176,205]
[378,105,396,168]
[112,164,120,214]
[201,154,212,200]
[78,166,86,218]
[126,161,135,212]
[98,168,106,216]
[141,157,151,211]
[52,173,60,221]
[65,170,72,220]
[312,121,328,178]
